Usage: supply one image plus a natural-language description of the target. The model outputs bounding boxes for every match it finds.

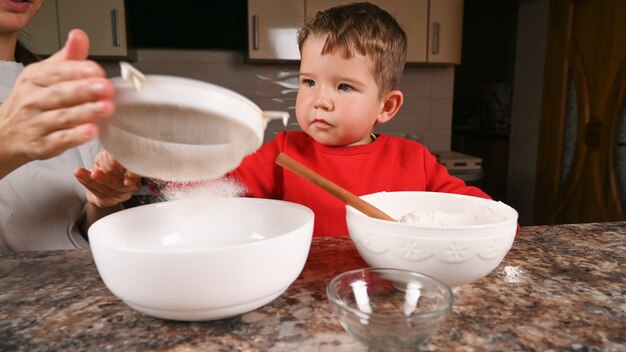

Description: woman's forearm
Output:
[81,202,124,236]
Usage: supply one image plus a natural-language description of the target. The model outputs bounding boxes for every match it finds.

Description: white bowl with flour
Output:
[346,191,518,287]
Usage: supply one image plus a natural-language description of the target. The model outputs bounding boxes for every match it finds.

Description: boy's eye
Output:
[338,83,353,91]
[302,79,315,87]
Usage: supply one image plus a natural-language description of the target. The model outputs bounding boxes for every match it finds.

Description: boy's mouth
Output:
[312,118,332,128]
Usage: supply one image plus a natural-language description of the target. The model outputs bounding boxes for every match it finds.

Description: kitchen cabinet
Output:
[247,0,304,61]
[305,0,463,64]
[247,0,463,64]
[22,0,130,58]
[428,0,463,64]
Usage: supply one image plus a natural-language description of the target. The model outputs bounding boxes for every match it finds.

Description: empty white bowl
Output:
[346,191,518,287]
[89,197,314,321]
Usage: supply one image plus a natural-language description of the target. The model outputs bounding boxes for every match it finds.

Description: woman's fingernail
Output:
[82,64,99,76]
[90,82,107,93]
[91,101,108,113]
[80,123,98,139]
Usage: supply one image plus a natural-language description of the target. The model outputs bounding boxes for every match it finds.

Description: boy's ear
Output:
[377,90,404,124]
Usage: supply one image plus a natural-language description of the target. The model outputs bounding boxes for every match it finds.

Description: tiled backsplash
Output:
[101,49,455,151]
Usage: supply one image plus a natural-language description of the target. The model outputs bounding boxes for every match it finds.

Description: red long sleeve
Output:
[229,132,491,237]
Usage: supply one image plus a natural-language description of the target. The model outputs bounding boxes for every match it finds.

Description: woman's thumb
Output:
[47,29,90,62]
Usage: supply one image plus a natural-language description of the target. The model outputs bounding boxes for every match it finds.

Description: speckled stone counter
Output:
[1,222,624,351]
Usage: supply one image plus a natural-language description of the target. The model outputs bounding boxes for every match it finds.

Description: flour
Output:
[397,205,506,227]
[158,178,247,202]
[146,178,249,216]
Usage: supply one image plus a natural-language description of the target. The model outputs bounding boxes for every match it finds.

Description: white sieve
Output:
[98,63,289,182]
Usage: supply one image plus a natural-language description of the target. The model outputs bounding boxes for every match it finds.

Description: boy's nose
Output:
[313,96,333,110]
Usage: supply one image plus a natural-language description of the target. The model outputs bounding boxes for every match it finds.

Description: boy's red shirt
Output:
[228,131,491,237]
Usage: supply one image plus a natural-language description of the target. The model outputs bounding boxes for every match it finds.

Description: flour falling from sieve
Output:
[146,178,249,215]
[397,205,507,227]
[158,178,247,202]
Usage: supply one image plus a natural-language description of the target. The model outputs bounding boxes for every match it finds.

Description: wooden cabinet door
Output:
[535,0,626,223]
[428,0,463,64]
[305,0,463,64]
[394,0,428,63]
[247,0,304,61]
[57,0,128,57]
[306,0,428,63]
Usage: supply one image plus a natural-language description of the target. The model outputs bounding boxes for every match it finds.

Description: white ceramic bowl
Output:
[98,70,288,181]
[89,197,314,321]
[346,191,518,287]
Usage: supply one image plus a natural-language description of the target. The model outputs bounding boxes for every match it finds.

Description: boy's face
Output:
[296,35,385,146]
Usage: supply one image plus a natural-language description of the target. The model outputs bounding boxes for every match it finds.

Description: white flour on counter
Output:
[398,205,506,227]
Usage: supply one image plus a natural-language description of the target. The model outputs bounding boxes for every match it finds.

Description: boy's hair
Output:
[297,2,407,96]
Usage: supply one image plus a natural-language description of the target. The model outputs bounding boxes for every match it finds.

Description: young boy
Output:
[227,2,490,236]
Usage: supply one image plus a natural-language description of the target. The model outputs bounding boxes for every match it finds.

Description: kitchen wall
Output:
[507,0,549,226]
[101,50,456,152]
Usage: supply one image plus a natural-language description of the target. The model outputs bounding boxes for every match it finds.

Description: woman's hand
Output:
[0,29,115,179]
[74,150,141,209]
[74,149,141,234]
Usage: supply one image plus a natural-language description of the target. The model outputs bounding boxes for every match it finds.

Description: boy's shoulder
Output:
[376,133,436,157]
[376,133,427,148]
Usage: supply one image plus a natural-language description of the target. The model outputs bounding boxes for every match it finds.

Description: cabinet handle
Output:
[253,15,259,50]
[432,22,440,55]
[111,9,121,47]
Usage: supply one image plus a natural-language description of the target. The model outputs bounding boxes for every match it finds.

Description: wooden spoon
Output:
[275,153,396,222]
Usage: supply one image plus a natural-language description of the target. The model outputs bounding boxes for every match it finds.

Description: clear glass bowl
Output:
[327,268,454,351]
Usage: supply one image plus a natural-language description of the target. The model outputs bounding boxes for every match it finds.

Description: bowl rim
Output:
[112,74,263,114]
[346,191,518,230]
[326,267,454,320]
[88,197,314,254]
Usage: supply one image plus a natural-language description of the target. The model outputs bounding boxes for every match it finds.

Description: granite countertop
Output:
[1,222,624,351]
